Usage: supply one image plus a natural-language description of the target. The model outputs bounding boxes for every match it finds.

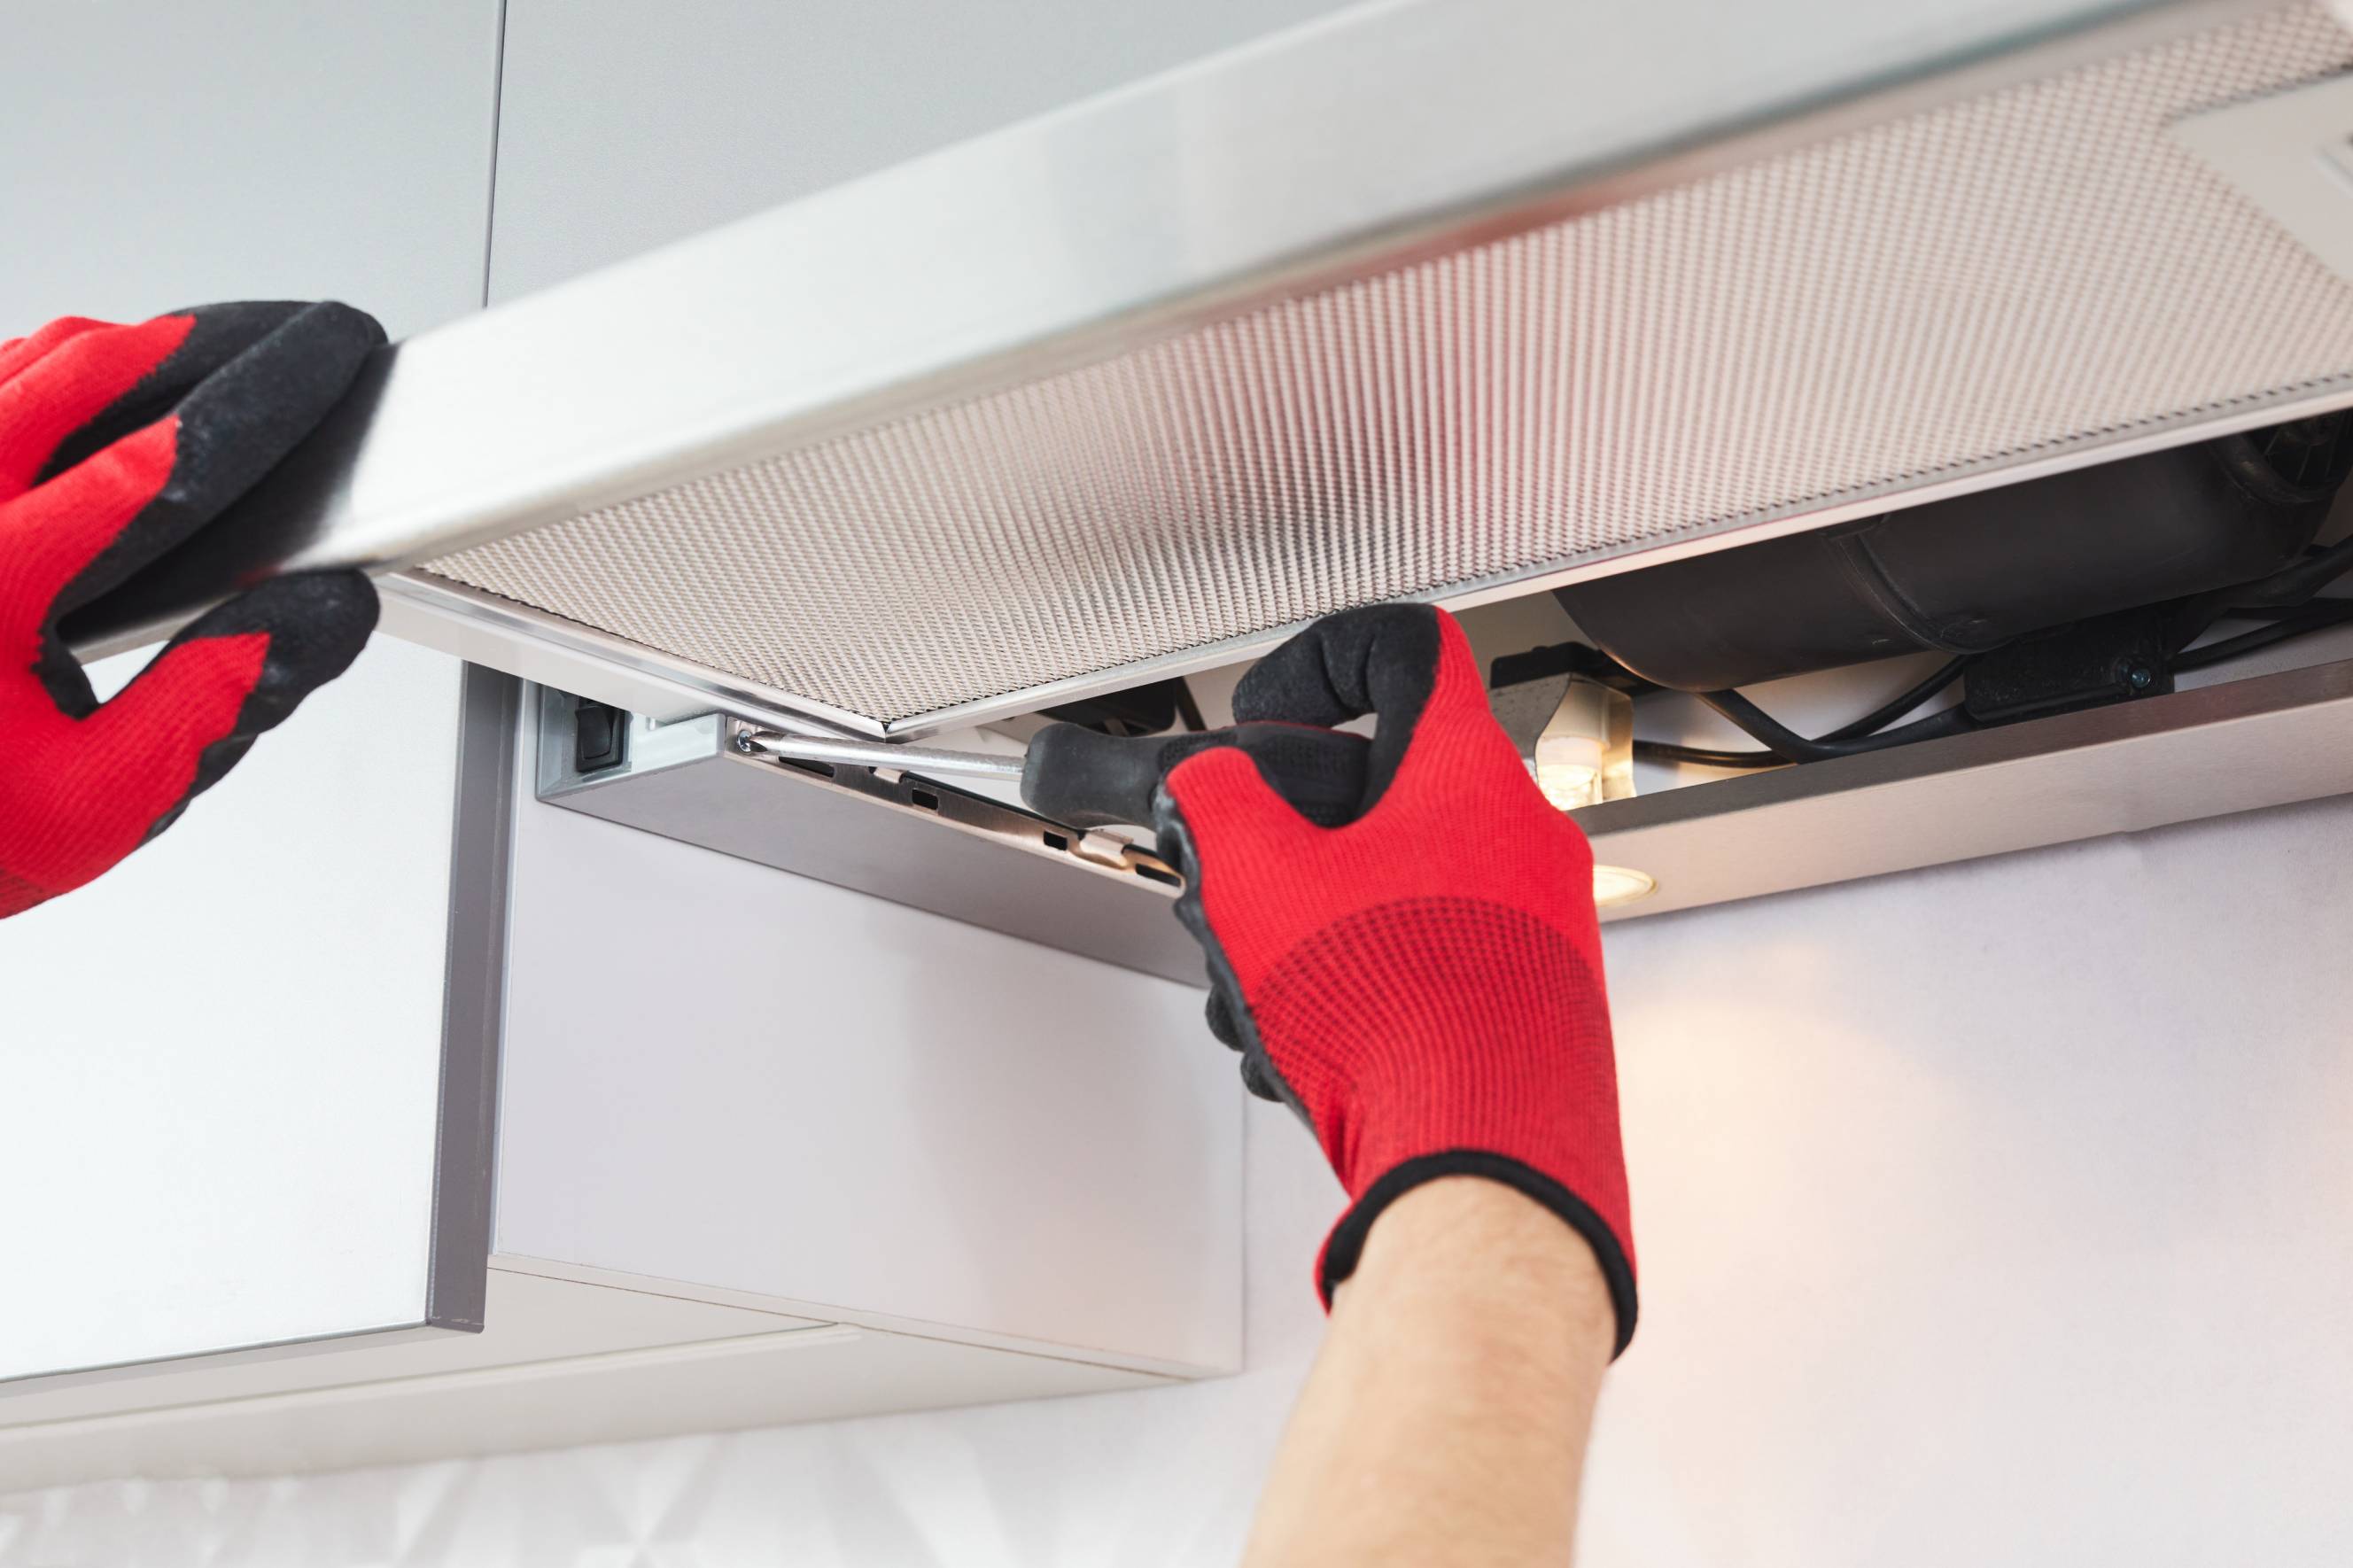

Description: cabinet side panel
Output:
[426,669,523,1331]
[493,703,1244,1372]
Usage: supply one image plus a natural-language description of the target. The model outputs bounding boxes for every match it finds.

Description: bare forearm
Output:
[1243,1176,1617,1568]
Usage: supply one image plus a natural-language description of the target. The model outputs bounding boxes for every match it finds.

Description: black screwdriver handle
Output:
[1021,721,1372,830]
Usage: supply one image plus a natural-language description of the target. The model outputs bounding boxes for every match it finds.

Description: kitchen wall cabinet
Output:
[1,682,1240,1488]
[0,0,504,1399]
[4,0,1245,1485]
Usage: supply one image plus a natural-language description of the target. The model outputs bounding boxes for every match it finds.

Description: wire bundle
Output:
[1626,539,2353,772]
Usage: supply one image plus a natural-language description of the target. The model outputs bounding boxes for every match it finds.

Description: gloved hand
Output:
[1154,604,1636,1354]
[0,302,384,919]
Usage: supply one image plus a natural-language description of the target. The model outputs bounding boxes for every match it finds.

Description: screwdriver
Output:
[734,721,1371,829]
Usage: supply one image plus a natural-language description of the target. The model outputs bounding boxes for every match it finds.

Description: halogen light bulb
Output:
[1492,658,1652,908]
[1534,732,1605,811]
[1528,676,1634,811]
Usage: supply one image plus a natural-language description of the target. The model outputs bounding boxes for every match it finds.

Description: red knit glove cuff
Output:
[1239,892,1638,1355]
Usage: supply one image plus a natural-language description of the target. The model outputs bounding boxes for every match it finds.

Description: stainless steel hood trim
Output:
[1581,655,2353,921]
[537,648,2353,974]
[72,0,2244,670]
[533,692,1207,987]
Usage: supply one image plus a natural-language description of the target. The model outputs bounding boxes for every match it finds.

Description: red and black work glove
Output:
[0,302,384,919]
[1154,604,1636,1354]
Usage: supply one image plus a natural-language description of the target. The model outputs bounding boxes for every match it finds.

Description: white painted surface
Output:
[0,1270,817,1432]
[0,3,499,1380]
[485,0,1371,299]
[8,793,2351,1561]
[493,713,1244,1373]
[0,1325,1164,1495]
[0,0,500,338]
[0,640,466,1379]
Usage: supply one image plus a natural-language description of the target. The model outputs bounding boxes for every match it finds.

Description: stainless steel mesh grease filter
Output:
[429,4,2353,726]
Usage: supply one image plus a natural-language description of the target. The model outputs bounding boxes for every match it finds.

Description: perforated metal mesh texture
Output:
[430,4,2353,726]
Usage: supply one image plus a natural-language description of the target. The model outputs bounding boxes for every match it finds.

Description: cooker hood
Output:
[70,0,2353,741]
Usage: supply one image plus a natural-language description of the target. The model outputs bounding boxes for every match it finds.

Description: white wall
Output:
[8,791,2350,1564]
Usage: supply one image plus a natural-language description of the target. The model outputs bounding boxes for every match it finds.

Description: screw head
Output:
[2119,658,2157,692]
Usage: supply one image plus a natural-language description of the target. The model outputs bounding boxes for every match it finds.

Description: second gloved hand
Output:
[1153,604,1636,1354]
[0,302,383,919]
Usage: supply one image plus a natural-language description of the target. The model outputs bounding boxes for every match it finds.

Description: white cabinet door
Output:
[485,0,1371,299]
[0,1,505,1383]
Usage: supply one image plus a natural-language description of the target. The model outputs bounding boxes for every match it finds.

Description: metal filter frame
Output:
[72,0,2353,737]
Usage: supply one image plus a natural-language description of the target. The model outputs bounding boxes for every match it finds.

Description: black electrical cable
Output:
[1635,599,2353,771]
[1813,657,1969,741]
[1172,678,1207,734]
[2171,600,2353,671]
[2219,535,2353,609]
[2165,528,2353,654]
[1630,740,1788,770]
[1699,691,1977,763]
[1617,459,2353,772]
[2205,604,2311,620]
[1630,656,1967,771]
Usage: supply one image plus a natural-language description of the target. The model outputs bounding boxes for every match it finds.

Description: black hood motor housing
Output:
[1554,416,2353,693]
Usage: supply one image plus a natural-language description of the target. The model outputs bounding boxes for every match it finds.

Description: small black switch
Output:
[573,700,628,772]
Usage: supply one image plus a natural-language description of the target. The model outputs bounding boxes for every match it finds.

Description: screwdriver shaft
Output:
[734,728,1027,781]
